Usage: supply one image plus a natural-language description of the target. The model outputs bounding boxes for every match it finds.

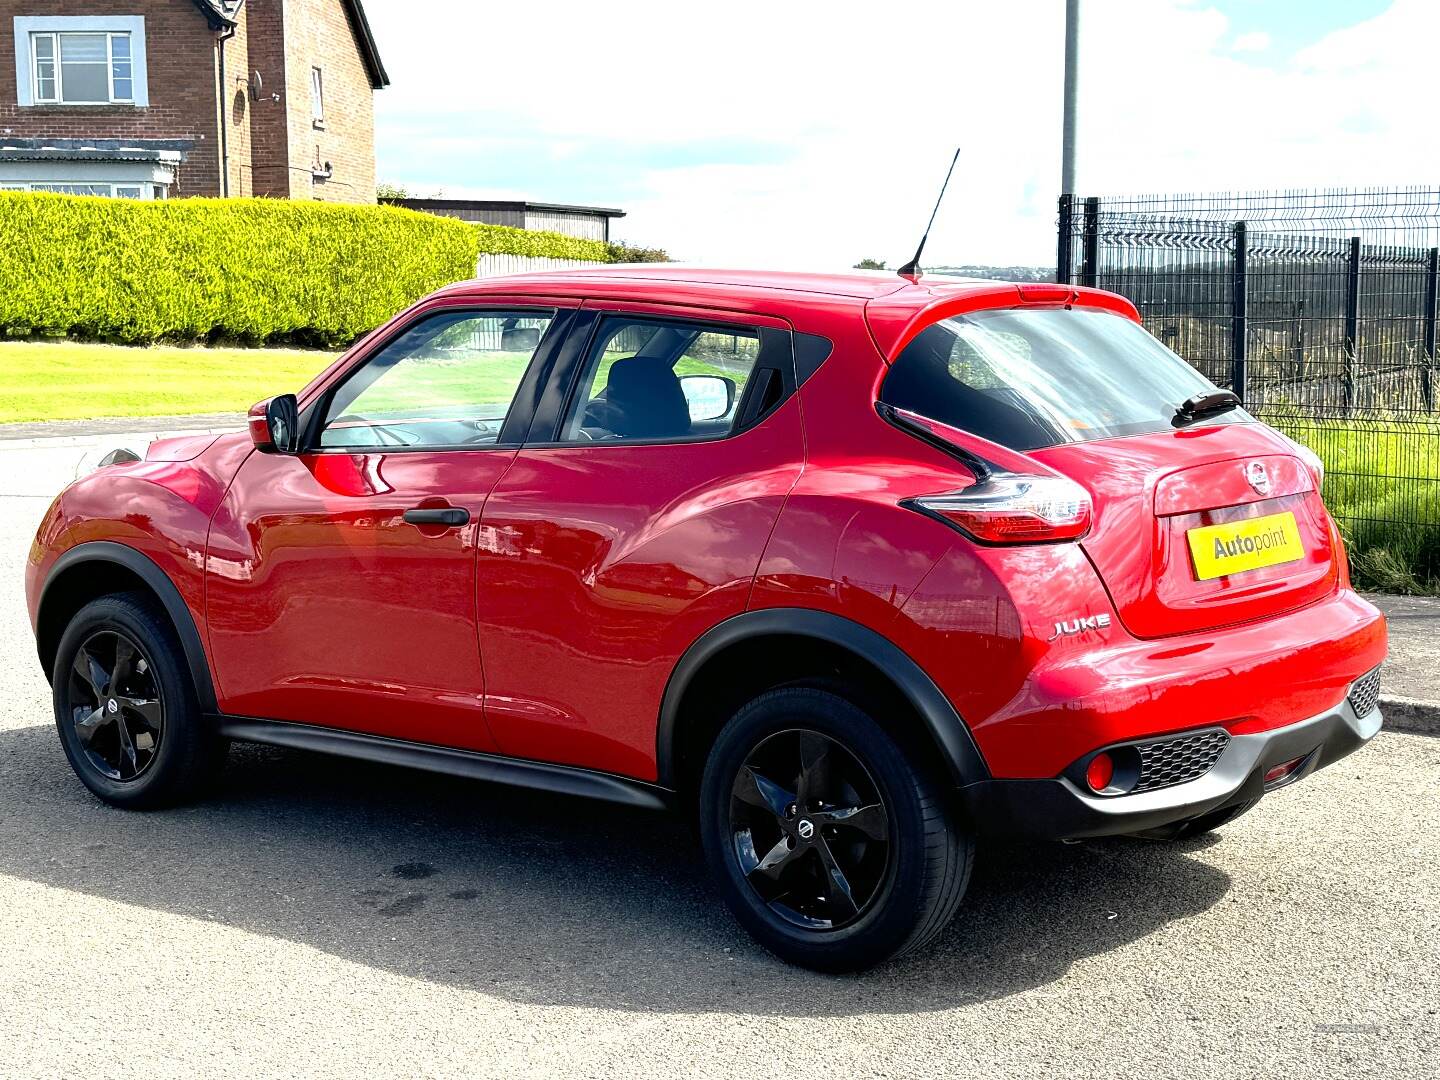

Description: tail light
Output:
[906,474,1092,545]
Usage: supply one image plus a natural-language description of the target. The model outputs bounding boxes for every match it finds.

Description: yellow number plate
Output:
[1187,511,1305,581]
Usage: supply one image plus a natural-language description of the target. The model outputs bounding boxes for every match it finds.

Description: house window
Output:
[13,17,148,107]
[30,30,134,104]
[9,182,156,198]
[310,67,324,127]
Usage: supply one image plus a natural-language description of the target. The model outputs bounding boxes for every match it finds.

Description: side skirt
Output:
[211,716,675,813]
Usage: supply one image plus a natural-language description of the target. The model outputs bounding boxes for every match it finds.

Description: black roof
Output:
[0,137,193,162]
[191,1,388,89]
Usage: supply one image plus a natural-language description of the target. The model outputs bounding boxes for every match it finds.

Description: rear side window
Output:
[560,316,782,443]
[880,307,1253,450]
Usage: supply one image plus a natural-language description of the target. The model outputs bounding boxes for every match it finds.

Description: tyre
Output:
[698,686,973,972]
[52,592,226,809]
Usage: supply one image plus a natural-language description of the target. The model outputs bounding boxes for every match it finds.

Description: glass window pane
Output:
[112,75,132,100]
[33,34,53,60]
[320,311,555,449]
[311,67,324,121]
[114,186,143,199]
[36,72,56,100]
[110,33,130,59]
[563,318,763,442]
[59,33,107,63]
[881,307,1254,450]
[60,61,109,102]
[33,184,111,196]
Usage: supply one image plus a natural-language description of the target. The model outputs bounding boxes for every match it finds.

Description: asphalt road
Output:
[1,430,1437,1079]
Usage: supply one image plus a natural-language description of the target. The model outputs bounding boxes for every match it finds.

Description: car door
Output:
[475,303,807,780]
[205,300,579,751]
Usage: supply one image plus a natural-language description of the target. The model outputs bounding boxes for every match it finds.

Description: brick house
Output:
[0,0,387,201]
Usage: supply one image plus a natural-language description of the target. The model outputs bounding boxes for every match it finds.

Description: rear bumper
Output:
[962,693,1382,840]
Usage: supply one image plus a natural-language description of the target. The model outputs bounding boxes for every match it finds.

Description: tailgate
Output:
[1033,424,1338,638]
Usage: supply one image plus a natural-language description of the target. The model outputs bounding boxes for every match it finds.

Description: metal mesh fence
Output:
[1058,187,1440,592]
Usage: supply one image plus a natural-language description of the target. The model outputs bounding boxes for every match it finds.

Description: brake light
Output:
[908,474,1092,544]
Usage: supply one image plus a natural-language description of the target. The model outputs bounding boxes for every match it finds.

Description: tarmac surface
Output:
[0,423,1436,1078]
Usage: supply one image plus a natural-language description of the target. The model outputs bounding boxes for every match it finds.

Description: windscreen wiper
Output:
[1174,390,1241,426]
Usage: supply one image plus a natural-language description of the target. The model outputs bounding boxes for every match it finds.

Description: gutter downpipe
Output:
[217,24,236,197]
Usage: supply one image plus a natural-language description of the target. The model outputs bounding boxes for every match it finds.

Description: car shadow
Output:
[0,723,1232,1015]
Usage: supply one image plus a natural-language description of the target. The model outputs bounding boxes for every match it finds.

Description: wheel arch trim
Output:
[656,607,990,789]
[38,541,218,713]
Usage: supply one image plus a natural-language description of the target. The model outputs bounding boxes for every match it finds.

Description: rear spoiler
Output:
[864,282,1141,363]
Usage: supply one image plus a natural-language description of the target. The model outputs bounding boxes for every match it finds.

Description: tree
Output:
[606,240,670,263]
[853,258,887,270]
[375,181,412,200]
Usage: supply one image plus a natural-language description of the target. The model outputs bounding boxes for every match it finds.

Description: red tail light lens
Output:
[909,474,1092,544]
[1085,752,1115,792]
[1264,756,1305,785]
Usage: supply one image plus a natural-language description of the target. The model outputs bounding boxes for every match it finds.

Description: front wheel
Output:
[53,593,227,809]
[699,687,973,972]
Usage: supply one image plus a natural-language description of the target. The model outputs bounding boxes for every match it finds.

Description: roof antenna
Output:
[897,147,960,280]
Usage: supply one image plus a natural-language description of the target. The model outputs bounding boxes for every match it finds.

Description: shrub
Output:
[477,223,611,262]
[0,193,607,346]
[606,240,670,263]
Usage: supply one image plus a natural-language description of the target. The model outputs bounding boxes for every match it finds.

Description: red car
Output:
[26,267,1386,971]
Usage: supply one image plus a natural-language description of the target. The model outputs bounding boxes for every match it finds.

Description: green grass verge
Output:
[1266,413,1440,595]
[0,340,337,424]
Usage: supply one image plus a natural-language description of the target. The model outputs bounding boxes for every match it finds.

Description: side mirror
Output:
[679,374,736,423]
[248,394,300,454]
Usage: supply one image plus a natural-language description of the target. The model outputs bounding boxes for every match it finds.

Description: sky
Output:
[365,0,1426,268]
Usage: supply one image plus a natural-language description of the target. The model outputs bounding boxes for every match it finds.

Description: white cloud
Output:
[1231,30,1271,52]
[367,0,1432,268]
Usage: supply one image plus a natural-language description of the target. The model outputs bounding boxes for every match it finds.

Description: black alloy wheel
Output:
[66,629,165,782]
[53,592,226,808]
[702,685,973,971]
[729,728,892,930]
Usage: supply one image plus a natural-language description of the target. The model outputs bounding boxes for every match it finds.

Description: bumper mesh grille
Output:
[1347,666,1382,718]
[1133,730,1230,793]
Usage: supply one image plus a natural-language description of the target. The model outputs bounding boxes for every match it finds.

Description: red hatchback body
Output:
[26,267,1387,970]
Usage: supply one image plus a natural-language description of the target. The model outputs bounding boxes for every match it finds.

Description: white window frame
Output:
[310,66,325,127]
[3,181,159,199]
[13,16,148,107]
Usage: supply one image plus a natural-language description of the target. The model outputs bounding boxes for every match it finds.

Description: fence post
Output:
[1291,298,1306,380]
[1231,221,1248,403]
[1057,194,1074,285]
[1080,196,1100,289]
[1424,246,1438,412]
[1344,236,1361,411]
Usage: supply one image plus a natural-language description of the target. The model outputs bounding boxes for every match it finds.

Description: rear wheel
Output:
[53,593,226,809]
[699,686,972,972]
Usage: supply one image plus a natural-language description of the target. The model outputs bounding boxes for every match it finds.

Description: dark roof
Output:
[189,1,244,30]
[384,198,627,218]
[0,137,192,162]
[341,0,389,89]
[190,1,388,89]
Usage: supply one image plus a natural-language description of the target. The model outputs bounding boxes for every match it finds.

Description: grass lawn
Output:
[0,340,339,425]
[1267,413,1440,594]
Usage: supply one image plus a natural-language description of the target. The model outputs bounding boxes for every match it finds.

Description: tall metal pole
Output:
[1061,0,1079,195]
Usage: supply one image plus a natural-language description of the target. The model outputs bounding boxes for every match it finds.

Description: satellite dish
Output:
[249,70,263,101]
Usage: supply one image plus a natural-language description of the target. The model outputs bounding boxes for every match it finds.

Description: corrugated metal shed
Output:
[383,198,625,242]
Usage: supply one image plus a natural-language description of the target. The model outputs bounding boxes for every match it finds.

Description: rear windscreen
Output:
[880,307,1254,450]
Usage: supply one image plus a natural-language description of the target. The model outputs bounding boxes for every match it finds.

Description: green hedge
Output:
[474,222,610,262]
[0,193,608,346]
